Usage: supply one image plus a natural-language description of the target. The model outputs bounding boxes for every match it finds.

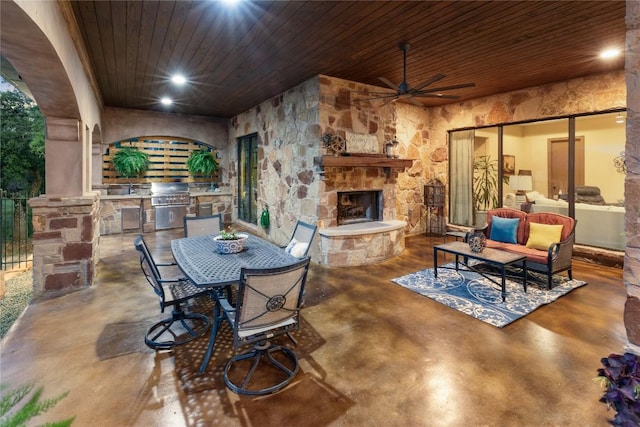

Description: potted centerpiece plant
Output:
[186,148,218,191]
[212,227,248,254]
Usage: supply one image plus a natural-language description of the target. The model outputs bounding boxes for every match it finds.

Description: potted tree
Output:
[186,148,218,191]
[111,146,150,194]
[472,155,500,226]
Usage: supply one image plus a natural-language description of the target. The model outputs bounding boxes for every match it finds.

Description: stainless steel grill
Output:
[150,182,190,206]
[151,183,190,230]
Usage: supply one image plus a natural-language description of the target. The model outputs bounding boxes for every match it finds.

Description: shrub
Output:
[596,352,640,426]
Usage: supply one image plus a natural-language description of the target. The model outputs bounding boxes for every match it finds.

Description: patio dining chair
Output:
[134,235,211,350]
[205,257,311,395]
[183,213,223,237]
[282,220,317,258]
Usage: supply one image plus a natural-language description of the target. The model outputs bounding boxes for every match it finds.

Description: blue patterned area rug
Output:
[391,263,587,328]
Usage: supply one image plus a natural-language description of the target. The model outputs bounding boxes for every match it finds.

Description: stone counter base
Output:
[319,220,406,267]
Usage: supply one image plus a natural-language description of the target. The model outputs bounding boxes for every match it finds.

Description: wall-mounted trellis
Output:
[102,136,219,184]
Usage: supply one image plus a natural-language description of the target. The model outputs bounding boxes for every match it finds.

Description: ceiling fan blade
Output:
[379,97,400,107]
[411,74,447,92]
[414,93,461,99]
[378,77,398,90]
[407,97,425,107]
[363,94,401,100]
[418,82,476,94]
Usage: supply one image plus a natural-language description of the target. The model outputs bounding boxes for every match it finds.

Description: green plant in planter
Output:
[0,382,75,426]
[596,352,640,426]
[112,146,149,178]
[472,156,511,213]
[186,149,218,178]
[473,155,500,212]
[218,227,240,240]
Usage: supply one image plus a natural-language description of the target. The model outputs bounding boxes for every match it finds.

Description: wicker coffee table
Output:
[433,241,527,302]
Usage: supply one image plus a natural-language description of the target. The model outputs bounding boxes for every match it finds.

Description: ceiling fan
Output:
[358,42,476,107]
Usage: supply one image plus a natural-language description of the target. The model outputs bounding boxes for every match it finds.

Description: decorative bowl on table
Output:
[212,233,248,254]
[467,230,486,253]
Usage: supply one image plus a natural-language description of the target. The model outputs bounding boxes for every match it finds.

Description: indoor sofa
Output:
[528,195,624,251]
[475,208,576,289]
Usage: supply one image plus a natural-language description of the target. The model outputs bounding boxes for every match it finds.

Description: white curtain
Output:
[449,130,474,226]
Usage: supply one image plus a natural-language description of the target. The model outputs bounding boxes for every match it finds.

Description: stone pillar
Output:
[624,0,640,353]
[28,194,99,297]
[45,117,83,197]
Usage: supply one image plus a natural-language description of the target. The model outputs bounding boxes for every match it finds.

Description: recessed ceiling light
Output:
[221,0,241,5]
[600,48,621,59]
[160,97,173,105]
[171,74,186,85]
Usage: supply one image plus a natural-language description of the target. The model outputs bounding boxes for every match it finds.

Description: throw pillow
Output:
[525,222,563,250]
[285,238,309,258]
[490,216,519,244]
[289,242,309,258]
[285,238,298,253]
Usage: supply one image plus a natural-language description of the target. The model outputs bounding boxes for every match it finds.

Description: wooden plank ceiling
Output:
[68,0,626,118]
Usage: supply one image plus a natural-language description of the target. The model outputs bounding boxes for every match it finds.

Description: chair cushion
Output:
[490,216,519,244]
[525,222,563,250]
[285,238,309,258]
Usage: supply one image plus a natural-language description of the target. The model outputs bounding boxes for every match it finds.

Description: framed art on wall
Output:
[503,155,515,175]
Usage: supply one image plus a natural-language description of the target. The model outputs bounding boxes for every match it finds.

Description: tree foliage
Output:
[0,90,45,195]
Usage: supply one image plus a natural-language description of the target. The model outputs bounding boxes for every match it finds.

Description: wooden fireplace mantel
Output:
[314,155,414,169]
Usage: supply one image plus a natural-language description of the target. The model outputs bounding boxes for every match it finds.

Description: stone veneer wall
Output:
[424,70,626,224]
[29,195,100,296]
[228,71,626,260]
[228,77,322,258]
[317,72,626,237]
[317,76,428,230]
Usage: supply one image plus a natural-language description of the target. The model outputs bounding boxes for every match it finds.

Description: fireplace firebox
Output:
[337,190,382,225]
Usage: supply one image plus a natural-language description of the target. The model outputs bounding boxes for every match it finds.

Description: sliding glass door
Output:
[448,111,626,251]
[237,134,258,224]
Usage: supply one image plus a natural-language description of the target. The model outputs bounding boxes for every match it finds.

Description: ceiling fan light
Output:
[160,97,173,105]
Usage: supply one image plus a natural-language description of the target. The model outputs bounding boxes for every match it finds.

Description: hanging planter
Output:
[112,146,150,179]
[186,149,218,190]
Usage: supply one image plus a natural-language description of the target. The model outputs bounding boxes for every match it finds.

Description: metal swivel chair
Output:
[282,220,317,258]
[134,235,211,350]
[183,213,223,237]
[205,257,310,395]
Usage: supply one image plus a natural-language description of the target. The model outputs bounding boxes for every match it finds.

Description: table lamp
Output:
[509,175,532,206]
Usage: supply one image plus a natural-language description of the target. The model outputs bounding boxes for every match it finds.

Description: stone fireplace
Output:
[316,165,407,267]
[337,190,382,225]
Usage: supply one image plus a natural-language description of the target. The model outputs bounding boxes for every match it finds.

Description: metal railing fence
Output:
[1,193,35,270]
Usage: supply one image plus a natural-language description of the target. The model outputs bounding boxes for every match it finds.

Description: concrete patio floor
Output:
[0,229,627,426]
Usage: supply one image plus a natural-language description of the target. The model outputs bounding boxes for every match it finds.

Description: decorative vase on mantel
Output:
[467,229,487,253]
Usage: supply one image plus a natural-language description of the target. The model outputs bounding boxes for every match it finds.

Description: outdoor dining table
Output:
[170,232,301,372]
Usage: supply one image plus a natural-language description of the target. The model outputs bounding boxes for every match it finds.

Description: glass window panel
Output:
[574,112,626,250]
[502,119,568,212]
[238,134,258,224]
